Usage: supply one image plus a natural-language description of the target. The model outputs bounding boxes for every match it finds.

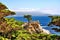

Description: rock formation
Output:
[48,16,60,32]
[48,16,60,26]
[22,21,50,34]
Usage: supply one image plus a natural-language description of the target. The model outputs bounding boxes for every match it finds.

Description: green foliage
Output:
[14,31,60,40]
[0,18,60,40]
[0,17,59,40]
[1,9,10,13]
[48,16,60,26]
[0,3,60,40]
[0,36,9,40]
[24,15,32,22]
[0,2,15,20]
[0,2,8,10]
[49,16,60,22]
[4,18,24,29]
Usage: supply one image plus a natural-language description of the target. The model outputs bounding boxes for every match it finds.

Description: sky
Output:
[0,0,60,15]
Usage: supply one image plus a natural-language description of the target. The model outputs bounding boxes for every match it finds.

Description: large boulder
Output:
[42,29,51,34]
[22,21,50,34]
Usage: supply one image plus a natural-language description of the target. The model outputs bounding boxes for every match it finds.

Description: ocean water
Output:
[10,16,60,35]
[14,16,51,26]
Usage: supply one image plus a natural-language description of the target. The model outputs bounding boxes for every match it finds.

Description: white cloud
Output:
[39,8,58,15]
[10,8,59,15]
[37,8,59,15]
[10,8,39,12]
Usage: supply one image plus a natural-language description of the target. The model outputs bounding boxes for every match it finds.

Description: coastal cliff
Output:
[48,16,60,32]
[0,2,60,40]
[22,21,50,34]
[48,16,60,26]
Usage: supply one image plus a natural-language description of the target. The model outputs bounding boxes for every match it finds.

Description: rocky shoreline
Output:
[22,21,50,34]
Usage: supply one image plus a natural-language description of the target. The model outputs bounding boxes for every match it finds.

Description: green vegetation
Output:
[0,2,15,19]
[48,16,60,26]
[24,15,32,23]
[0,29,60,40]
[48,16,60,32]
[49,16,60,23]
[0,2,60,40]
[0,3,8,10]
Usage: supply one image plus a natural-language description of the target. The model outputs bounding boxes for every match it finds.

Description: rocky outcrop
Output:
[52,28,60,32]
[42,29,50,34]
[48,16,60,32]
[48,16,60,26]
[22,21,50,34]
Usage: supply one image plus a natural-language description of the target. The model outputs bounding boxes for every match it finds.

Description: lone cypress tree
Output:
[24,14,32,23]
[24,14,32,27]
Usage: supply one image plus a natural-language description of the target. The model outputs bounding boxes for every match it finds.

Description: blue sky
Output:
[0,0,60,15]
